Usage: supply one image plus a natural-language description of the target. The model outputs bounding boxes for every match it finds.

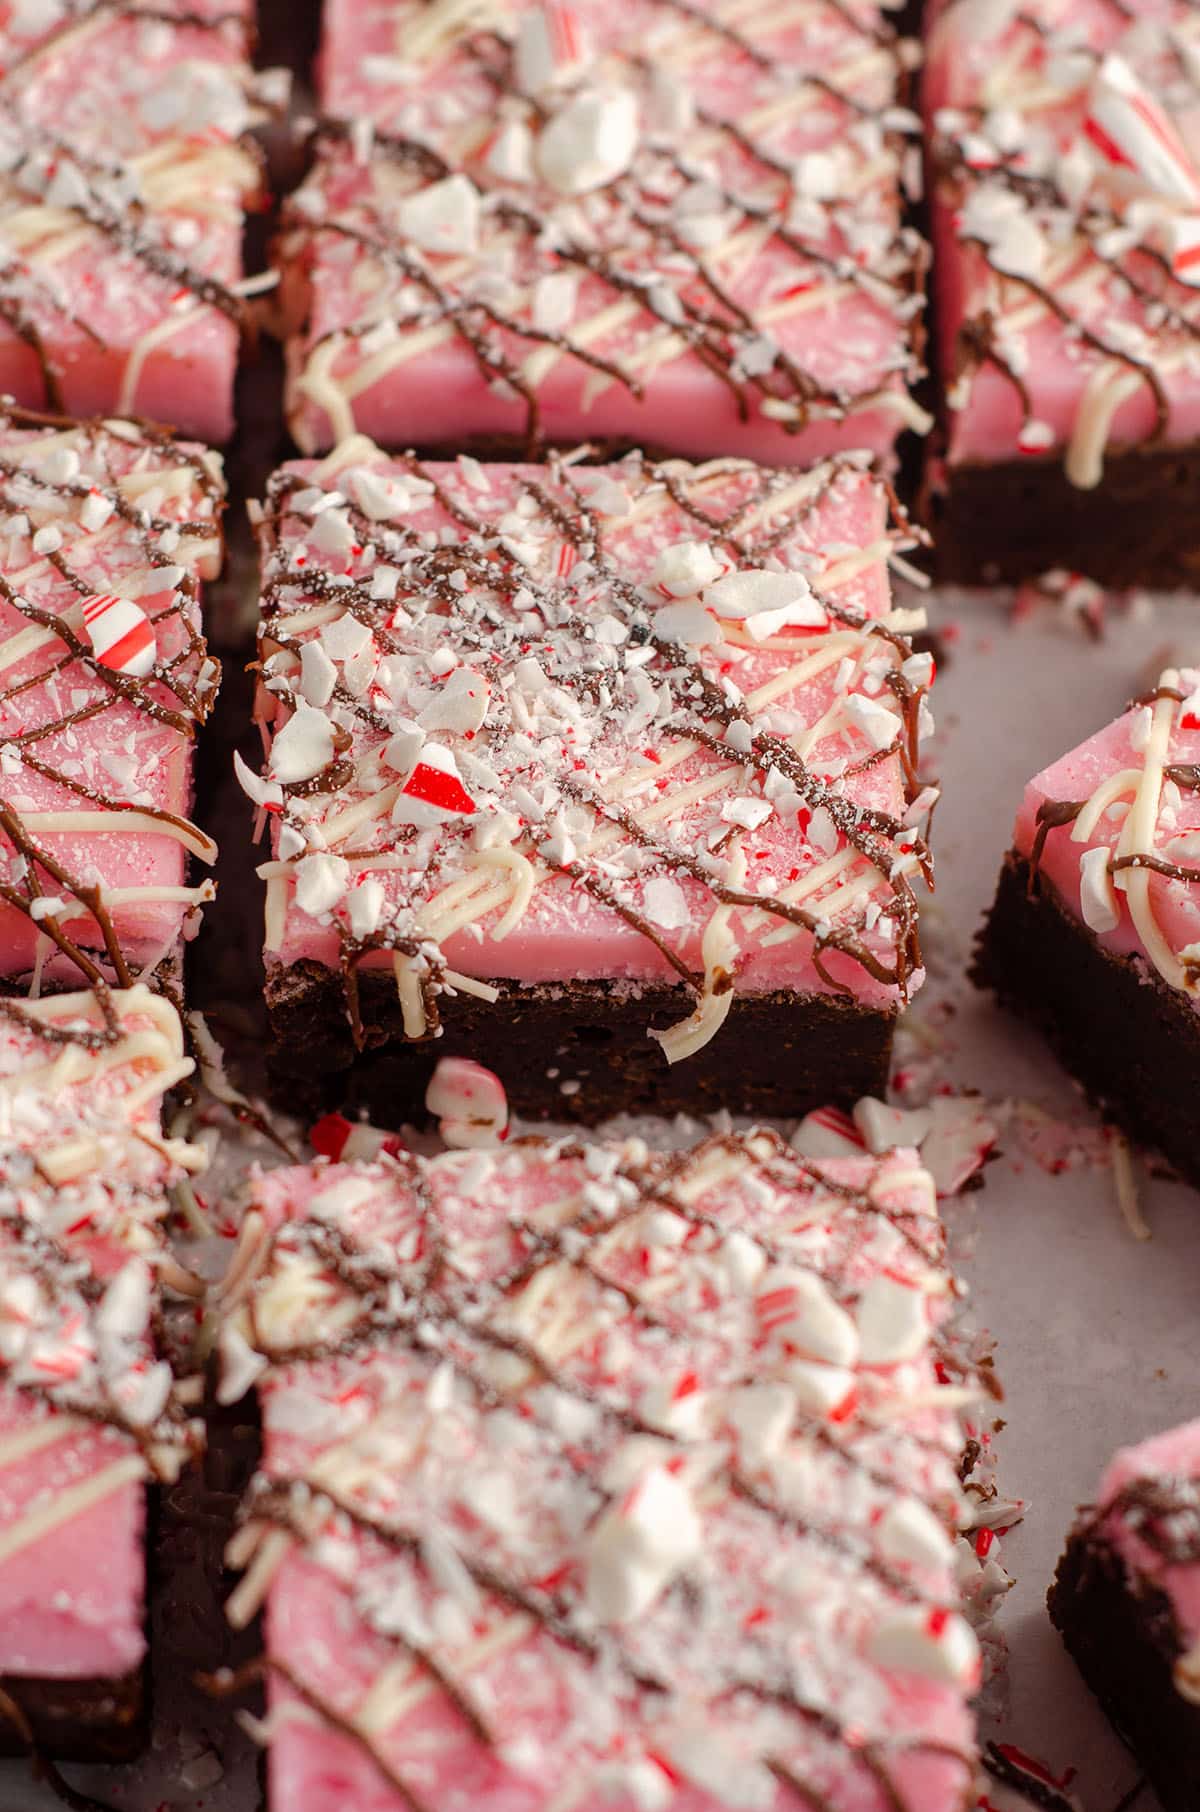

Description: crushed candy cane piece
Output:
[1085,55,1200,204]
[537,87,639,195]
[80,593,157,677]
[394,744,477,826]
[425,1056,509,1148]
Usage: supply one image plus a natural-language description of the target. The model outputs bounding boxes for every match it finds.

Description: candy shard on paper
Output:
[425,1055,509,1148]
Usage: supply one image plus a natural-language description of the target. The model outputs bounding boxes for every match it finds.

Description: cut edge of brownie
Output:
[265,960,896,1127]
[0,1665,145,1764]
[972,850,1200,1188]
[921,442,1200,590]
[1048,1528,1200,1812]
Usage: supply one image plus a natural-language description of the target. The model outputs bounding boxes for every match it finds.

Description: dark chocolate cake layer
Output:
[0,1667,144,1764]
[973,851,1200,1188]
[1049,1533,1200,1812]
[924,445,1200,590]
[266,962,894,1127]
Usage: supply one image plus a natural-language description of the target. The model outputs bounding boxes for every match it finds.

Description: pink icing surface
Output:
[1096,1420,1200,1648]
[0,1393,144,1679]
[252,448,933,1023]
[1011,672,1200,1014]
[230,1137,979,1812]
[0,415,223,983]
[925,0,1200,466]
[278,0,925,462]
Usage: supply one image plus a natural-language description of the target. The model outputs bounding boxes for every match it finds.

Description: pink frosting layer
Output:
[281,328,910,473]
[234,1138,979,1812]
[1096,1420,1200,1647]
[0,1,262,441]
[925,0,1200,466]
[0,417,223,982]
[1011,675,1200,1015]
[279,0,925,461]
[0,1394,144,1679]
[253,450,933,1019]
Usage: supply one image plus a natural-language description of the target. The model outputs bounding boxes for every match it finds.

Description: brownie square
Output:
[277,0,929,464]
[218,1129,982,1811]
[974,664,1200,1188]
[924,0,1200,585]
[243,444,936,1125]
[0,0,275,440]
[1050,1421,1200,1812]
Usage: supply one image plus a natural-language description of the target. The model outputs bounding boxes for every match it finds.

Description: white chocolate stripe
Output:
[0,1452,145,1567]
[0,1413,89,1471]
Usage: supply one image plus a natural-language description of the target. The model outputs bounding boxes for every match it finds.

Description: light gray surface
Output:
[4,587,1199,1810]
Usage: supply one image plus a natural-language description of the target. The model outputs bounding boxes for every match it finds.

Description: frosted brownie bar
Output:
[278,0,929,462]
[1050,1421,1200,1812]
[0,984,204,1759]
[0,408,224,992]
[975,664,1200,1188]
[243,439,935,1124]
[220,1128,983,1812]
[925,0,1200,585]
[0,0,277,441]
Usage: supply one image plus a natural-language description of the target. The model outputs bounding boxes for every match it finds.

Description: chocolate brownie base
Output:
[973,850,1200,1187]
[924,443,1200,589]
[0,1665,144,1762]
[1049,1531,1200,1811]
[265,961,895,1127]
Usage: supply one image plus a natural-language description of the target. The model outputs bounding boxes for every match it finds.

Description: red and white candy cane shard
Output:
[791,1104,864,1159]
[1085,56,1200,206]
[516,3,587,91]
[1168,213,1200,287]
[547,1,584,66]
[401,749,476,817]
[425,1056,509,1149]
[80,593,157,678]
[309,1111,406,1163]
